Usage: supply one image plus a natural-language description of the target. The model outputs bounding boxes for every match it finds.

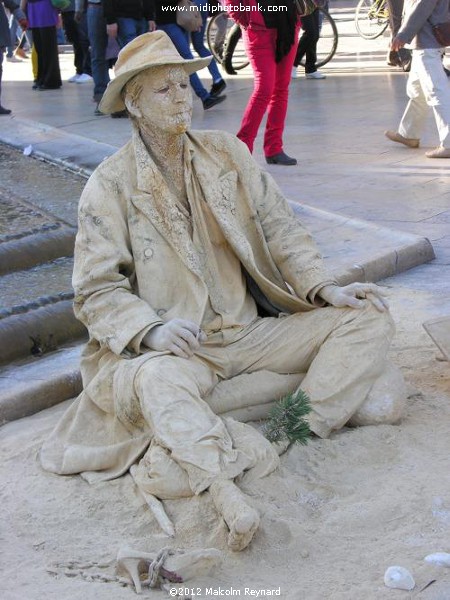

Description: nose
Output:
[174,83,188,102]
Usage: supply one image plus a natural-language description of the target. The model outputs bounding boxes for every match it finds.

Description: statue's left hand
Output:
[318,283,389,312]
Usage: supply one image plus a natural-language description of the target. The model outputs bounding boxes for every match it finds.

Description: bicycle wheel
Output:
[298,8,338,69]
[355,0,389,40]
[206,12,229,63]
[206,14,249,72]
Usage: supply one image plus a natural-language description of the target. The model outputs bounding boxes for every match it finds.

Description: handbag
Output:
[51,0,71,9]
[176,0,203,32]
[432,22,450,47]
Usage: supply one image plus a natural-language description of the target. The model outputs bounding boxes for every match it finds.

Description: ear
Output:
[124,94,142,119]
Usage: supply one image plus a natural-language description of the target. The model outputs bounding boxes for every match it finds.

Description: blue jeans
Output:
[158,23,209,101]
[190,0,222,83]
[87,4,110,102]
[117,17,148,49]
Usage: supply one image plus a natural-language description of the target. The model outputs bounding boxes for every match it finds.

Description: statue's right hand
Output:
[142,319,206,359]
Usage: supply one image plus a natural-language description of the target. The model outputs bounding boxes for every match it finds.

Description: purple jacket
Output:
[27,0,59,28]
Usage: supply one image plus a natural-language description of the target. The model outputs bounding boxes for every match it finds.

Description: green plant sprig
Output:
[262,389,312,445]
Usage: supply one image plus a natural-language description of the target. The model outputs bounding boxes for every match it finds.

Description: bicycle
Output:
[354,0,390,40]
[206,7,338,75]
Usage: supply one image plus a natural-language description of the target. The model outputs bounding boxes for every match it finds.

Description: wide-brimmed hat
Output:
[99,31,211,114]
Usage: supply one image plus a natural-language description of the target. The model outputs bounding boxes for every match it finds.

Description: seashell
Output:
[384,566,415,591]
[424,552,450,567]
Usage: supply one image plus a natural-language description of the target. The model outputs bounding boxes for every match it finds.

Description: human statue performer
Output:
[40,31,406,553]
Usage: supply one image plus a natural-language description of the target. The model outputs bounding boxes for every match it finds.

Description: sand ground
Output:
[1,284,450,600]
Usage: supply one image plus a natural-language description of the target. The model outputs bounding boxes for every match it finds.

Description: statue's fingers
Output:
[178,328,200,351]
[363,283,390,296]
[170,339,193,358]
[365,292,389,312]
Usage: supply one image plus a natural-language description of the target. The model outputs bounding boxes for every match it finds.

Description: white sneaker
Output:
[6,55,22,63]
[305,71,326,80]
[75,73,93,84]
[291,66,299,79]
[68,74,79,83]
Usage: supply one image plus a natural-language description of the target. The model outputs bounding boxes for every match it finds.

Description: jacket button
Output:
[144,248,154,258]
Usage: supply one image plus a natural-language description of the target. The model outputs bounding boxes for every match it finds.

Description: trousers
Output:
[398,48,450,148]
[238,25,299,156]
[86,4,110,102]
[133,304,394,494]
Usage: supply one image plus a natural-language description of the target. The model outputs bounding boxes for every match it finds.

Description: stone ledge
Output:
[292,204,436,284]
[0,301,85,364]
[0,345,83,424]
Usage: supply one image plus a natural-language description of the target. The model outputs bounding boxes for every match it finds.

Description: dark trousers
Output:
[31,26,62,89]
[62,11,92,76]
[294,9,320,74]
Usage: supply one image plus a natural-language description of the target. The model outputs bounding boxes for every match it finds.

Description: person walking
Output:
[385,0,450,158]
[292,8,326,80]
[190,0,226,98]
[225,0,299,165]
[21,0,62,90]
[154,0,226,109]
[1,0,27,113]
[103,0,156,49]
[62,0,92,83]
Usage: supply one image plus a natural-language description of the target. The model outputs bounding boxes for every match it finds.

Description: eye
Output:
[180,83,188,89]
[156,86,169,94]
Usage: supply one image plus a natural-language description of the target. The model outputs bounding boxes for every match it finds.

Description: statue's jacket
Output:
[40,129,335,482]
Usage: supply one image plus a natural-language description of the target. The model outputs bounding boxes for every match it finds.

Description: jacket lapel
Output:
[192,155,256,268]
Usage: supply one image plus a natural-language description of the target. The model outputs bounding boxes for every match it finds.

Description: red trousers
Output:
[238,25,299,157]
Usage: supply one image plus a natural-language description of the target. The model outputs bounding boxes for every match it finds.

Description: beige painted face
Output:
[127,66,193,135]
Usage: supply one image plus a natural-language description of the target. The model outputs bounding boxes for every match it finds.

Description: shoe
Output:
[425,146,450,158]
[265,151,297,166]
[291,66,299,79]
[94,104,103,116]
[68,73,79,83]
[111,109,128,118]
[0,106,12,115]
[32,81,39,90]
[6,55,22,63]
[116,546,222,594]
[202,94,226,110]
[305,71,326,79]
[14,47,28,59]
[210,79,227,98]
[398,48,412,72]
[116,547,156,594]
[385,130,420,148]
[76,73,93,84]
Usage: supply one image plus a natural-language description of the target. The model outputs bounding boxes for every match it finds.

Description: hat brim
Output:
[98,57,212,114]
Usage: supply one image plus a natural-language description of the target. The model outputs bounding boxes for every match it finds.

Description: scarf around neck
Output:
[258,0,298,62]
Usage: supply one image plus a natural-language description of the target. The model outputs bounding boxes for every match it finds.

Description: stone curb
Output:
[0,344,83,424]
[0,228,75,275]
[0,117,115,177]
[0,300,85,364]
